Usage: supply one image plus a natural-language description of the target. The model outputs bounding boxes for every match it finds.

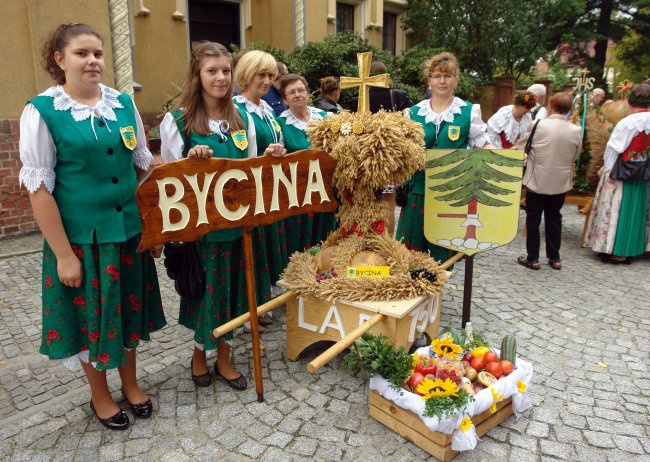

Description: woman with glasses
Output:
[277,74,337,253]
[396,52,492,265]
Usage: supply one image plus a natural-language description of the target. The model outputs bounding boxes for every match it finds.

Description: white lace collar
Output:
[41,84,123,122]
[279,107,325,131]
[233,95,274,119]
[491,105,532,143]
[416,97,466,126]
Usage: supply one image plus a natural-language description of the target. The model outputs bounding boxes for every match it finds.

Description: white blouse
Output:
[411,97,489,148]
[533,106,548,121]
[19,84,152,193]
[279,106,327,131]
[233,95,284,145]
[159,109,258,162]
[603,111,650,172]
[487,105,533,148]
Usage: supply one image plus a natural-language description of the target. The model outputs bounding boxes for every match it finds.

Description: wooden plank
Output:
[475,401,513,437]
[471,397,512,426]
[136,149,337,251]
[370,391,451,445]
[370,404,457,461]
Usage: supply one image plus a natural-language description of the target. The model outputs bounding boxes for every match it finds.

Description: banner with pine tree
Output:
[424,149,524,255]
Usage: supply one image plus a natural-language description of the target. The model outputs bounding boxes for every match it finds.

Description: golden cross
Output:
[616,79,632,100]
[340,52,390,113]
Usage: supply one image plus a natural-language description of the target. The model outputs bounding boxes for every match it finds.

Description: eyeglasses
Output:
[286,88,308,97]
[429,73,456,81]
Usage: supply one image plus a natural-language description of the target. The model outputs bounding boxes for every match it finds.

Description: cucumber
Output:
[500,335,517,367]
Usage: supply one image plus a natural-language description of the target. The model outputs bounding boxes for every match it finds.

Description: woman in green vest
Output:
[397,52,493,264]
[160,42,273,390]
[233,50,288,286]
[277,74,337,253]
[19,23,167,430]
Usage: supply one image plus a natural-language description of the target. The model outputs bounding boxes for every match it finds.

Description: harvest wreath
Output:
[281,110,449,301]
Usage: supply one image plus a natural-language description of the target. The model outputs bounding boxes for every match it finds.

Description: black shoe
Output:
[214,363,248,391]
[122,389,153,419]
[191,358,212,387]
[90,401,130,431]
[600,255,632,265]
[517,256,540,270]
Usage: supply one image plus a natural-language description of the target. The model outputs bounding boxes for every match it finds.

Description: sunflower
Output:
[416,377,459,399]
[352,121,364,135]
[330,121,341,134]
[431,338,464,360]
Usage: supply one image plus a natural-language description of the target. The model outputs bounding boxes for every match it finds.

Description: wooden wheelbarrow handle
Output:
[212,290,297,338]
[307,313,386,373]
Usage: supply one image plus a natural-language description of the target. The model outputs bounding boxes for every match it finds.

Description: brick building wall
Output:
[0,119,38,238]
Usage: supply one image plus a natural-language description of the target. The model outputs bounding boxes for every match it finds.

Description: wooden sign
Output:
[136,149,337,251]
[424,148,524,256]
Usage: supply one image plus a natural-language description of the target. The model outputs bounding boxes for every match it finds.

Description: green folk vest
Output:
[172,109,250,242]
[233,100,282,154]
[29,91,141,244]
[278,110,327,153]
[408,100,473,194]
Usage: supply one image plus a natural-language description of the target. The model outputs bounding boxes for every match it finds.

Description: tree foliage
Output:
[402,0,580,81]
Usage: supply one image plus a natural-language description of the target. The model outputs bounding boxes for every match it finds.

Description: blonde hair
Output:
[175,42,244,135]
[427,52,459,77]
[234,50,277,90]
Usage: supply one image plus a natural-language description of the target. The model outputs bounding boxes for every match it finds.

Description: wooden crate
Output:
[369,390,513,461]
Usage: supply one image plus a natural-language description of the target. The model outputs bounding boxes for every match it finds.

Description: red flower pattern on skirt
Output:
[105,264,120,281]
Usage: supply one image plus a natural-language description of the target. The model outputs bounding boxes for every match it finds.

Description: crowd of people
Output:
[18,22,649,431]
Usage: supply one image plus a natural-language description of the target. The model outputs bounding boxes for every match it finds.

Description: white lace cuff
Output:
[133,146,154,171]
[19,165,55,193]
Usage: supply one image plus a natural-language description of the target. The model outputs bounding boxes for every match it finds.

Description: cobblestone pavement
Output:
[0,207,649,461]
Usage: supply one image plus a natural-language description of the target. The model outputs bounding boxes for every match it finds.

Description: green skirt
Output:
[179,229,272,350]
[285,212,337,256]
[262,221,288,284]
[311,211,337,246]
[396,192,454,266]
[40,235,166,370]
[612,180,648,257]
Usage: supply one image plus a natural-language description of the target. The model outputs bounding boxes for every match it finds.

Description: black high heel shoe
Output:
[90,401,130,430]
[122,389,153,419]
[191,357,212,387]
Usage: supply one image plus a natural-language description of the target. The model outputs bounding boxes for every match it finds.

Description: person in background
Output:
[397,52,492,265]
[19,23,167,430]
[584,83,650,264]
[314,76,343,113]
[527,83,548,120]
[487,92,536,148]
[277,74,337,252]
[592,88,606,107]
[262,61,288,116]
[160,42,273,390]
[233,50,288,289]
[516,92,583,270]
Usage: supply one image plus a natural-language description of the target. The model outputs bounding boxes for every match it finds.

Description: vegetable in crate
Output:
[500,335,517,367]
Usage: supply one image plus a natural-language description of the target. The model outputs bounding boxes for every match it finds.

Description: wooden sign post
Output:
[136,149,337,401]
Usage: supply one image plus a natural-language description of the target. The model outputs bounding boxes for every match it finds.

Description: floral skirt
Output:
[179,230,272,350]
[40,235,166,371]
[262,221,288,284]
[396,192,455,267]
[285,212,337,256]
[584,174,623,254]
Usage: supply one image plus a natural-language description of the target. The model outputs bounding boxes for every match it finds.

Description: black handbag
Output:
[395,183,409,208]
[163,241,206,299]
[162,130,206,299]
[609,133,650,181]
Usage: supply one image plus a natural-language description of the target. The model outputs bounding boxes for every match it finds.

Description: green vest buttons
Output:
[107,148,114,154]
